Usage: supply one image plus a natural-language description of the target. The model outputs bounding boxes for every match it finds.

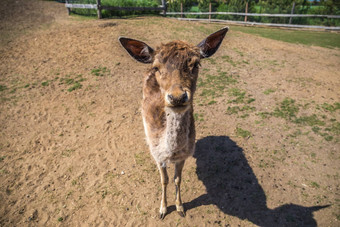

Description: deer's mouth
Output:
[166,104,190,113]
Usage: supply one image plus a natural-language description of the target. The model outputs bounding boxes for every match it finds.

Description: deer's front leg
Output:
[158,163,168,219]
[175,160,185,217]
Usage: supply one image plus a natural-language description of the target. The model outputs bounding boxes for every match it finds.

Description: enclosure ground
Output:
[0,0,339,226]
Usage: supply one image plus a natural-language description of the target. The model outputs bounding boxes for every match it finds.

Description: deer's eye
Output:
[152,66,159,72]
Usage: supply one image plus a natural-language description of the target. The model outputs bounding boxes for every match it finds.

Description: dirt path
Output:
[0,0,339,226]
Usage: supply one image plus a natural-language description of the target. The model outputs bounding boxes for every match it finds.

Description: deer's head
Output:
[119,27,228,113]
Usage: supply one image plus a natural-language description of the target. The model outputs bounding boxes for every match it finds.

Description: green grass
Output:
[320,102,340,112]
[197,71,239,105]
[0,85,7,92]
[258,98,339,142]
[41,81,49,86]
[263,88,276,95]
[59,74,86,92]
[226,105,256,115]
[236,127,252,138]
[273,98,299,120]
[228,88,255,104]
[231,26,340,49]
[91,66,110,77]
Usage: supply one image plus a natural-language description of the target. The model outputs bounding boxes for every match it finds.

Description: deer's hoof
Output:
[177,210,185,217]
[159,212,166,220]
[176,205,185,217]
[159,206,167,220]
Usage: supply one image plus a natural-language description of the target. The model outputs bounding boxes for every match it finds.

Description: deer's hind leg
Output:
[158,163,169,219]
[174,160,185,217]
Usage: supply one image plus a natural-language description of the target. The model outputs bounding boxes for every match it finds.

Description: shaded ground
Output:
[0,0,339,226]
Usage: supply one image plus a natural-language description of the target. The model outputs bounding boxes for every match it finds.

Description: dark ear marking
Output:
[119,37,154,64]
[197,26,229,59]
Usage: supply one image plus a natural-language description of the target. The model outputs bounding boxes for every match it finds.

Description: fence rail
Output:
[65,3,96,9]
[166,2,340,30]
[64,1,340,30]
[65,0,166,18]
[166,11,340,19]
[175,18,340,31]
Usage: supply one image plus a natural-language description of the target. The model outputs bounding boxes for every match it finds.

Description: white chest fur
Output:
[145,108,192,165]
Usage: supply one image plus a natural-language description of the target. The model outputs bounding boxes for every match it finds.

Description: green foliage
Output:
[70,0,160,18]
[91,66,110,77]
[321,102,340,112]
[168,0,340,26]
[263,88,276,95]
[197,70,238,105]
[294,114,325,127]
[41,81,49,86]
[273,98,299,120]
[236,127,251,138]
[59,74,86,92]
[0,85,7,92]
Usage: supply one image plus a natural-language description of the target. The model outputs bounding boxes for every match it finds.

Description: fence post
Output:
[65,0,70,15]
[96,0,102,19]
[209,2,212,22]
[181,2,183,18]
[244,1,248,22]
[161,0,166,16]
[289,1,296,24]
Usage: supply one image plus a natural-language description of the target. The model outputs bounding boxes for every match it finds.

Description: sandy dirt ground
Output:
[0,0,339,226]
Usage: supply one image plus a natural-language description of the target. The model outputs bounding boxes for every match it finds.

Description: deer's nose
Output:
[167,91,188,106]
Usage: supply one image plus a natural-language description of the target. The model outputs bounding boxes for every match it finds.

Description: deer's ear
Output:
[119,37,154,64]
[197,27,229,59]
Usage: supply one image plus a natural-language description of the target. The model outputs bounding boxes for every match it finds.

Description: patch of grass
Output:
[235,127,251,138]
[57,217,64,222]
[226,105,256,115]
[91,66,110,77]
[221,55,237,67]
[67,82,82,92]
[194,113,204,122]
[200,88,215,97]
[258,159,274,168]
[41,81,49,86]
[257,98,340,142]
[228,88,246,103]
[207,100,216,105]
[328,122,340,135]
[263,88,276,95]
[134,152,147,166]
[0,85,7,92]
[59,74,86,92]
[233,48,244,57]
[231,26,340,49]
[273,98,299,120]
[0,156,5,161]
[205,58,216,65]
[197,71,239,105]
[321,102,340,113]
[294,114,325,127]
[310,181,320,188]
[62,149,75,157]
[228,88,255,105]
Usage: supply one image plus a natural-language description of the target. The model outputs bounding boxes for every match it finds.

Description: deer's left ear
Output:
[197,26,229,59]
[119,37,154,64]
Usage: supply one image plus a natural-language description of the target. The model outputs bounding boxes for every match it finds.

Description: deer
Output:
[119,27,228,219]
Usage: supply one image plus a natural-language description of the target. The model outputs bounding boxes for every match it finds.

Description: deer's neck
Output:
[164,107,191,151]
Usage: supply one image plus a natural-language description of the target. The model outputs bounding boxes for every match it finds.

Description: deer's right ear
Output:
[119,37,154,64]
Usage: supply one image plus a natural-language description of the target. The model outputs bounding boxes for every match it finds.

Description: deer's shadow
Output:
[184,136,328,226]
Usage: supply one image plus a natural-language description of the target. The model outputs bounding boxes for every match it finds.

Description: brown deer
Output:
[119,27,228,219]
